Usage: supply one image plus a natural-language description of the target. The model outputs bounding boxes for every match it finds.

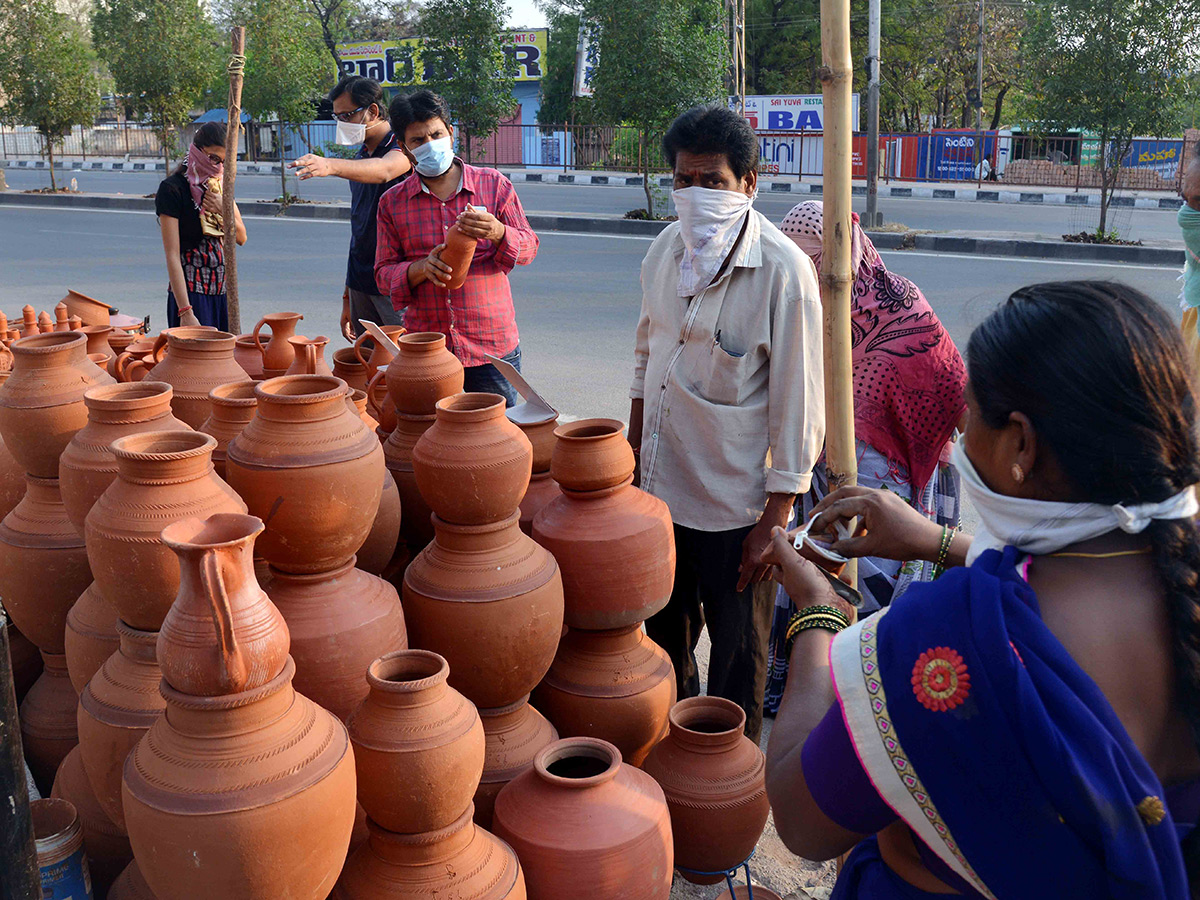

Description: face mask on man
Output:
[334,119,367,147]
[411,136,455,178]
[672,185,756,297]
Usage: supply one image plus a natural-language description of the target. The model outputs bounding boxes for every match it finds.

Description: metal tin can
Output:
[32,798,93,900]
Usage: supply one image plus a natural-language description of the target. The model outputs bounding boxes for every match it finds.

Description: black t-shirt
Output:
[155,171,205,252]
[347,130,408,295]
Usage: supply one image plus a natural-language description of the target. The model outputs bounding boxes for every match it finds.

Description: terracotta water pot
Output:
[519,473,561,537]
[403,513,563,709]
[353,325,405,377]
[641,696,769,884]
[265,557,407,723]
[385,412,436,552]
[122,657,357,900]
[333,806,526,900]
[198,381,257,479]
[80,325,114,357]
[251,311,304,377]
[0,376,26,520]
[333,347,370,393]
[0,331,114,477]
[148,328,250,429]
[52,745,134,896]
[226,375,384,574]
[533,624,675,767]
[107,332,136,379]
[8,620,43,703]
[109,861,157,900]
[114,338,158,383]
[492,737,673,900]
[385,332,464,416]
[442,224,478,291]
[412,393,533,526]
[359,467,402,576]
[518,414,558,475]
[60,289,111,327]
[64,583,120,694]
[349,387,379,432]
[60,382,191,536]
[550,417,638,494]
[85,432,247,632]
[474,696,558,830]
[0,475,92,653]
[533,477,674,631]
[233,334,265,380]
[366,365,398,434]
[77,622,165,828]
[348,650,485,832]
[286,335,333,376]
[21,651,79,793]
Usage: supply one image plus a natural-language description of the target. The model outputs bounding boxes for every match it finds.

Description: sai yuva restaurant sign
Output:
[336,30,549,87]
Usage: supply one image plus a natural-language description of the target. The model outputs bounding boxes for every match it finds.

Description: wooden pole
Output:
[0,613,40,898]
[222,26,246,335]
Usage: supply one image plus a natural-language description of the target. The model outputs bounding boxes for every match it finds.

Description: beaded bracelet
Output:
[176,305,193,316]
[784,604,851,657]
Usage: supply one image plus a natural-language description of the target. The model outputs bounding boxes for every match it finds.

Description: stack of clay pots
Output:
[516,413,561,536]
[531,419,677,766]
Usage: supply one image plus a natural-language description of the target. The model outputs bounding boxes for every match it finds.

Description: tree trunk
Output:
[641,129,653,218]
[46,136,56,191]
[279,122,287,201]
[989,84,1008,131]
[1097,129,1112,235]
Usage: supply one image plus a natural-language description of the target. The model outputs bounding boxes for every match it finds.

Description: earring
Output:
[1011,463,1025,484]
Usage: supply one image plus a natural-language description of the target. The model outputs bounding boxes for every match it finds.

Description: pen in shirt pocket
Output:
[712,329,720,352]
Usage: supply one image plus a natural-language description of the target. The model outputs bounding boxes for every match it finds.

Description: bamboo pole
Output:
[222,27,246,335]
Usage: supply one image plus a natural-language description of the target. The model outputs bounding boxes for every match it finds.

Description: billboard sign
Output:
[737,94,861,133]
[336,29,548,87]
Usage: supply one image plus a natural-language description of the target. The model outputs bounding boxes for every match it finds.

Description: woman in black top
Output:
[155,122,248,329]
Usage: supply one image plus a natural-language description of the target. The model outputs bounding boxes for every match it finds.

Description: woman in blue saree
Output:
[762,281,1200,899]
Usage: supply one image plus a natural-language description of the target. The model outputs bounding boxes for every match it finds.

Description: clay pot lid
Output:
[209,380,259,406]
[434,392,506,421]
[366,649,449,694]
[255,374,348,404]
[160,512,265,553]
[534,737,622,789]
[109,314,144,331]
[667,695,747,741]
[111,430,217,461]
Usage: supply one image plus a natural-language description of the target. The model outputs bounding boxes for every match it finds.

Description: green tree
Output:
[0,0,100,189]
[537,4,589,126]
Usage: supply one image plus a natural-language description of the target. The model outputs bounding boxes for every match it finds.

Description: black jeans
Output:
[645,523,775,743]
[462,344,521,407]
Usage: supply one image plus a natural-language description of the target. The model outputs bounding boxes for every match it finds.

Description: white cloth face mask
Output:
[335,119,367,146]
[672,186,755,297]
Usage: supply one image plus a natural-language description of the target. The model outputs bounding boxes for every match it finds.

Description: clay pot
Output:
[359,467,402,576]
[233,334,266,380]
[285,335,333,376]
[403,513,563,709]
[366,365,398,435]
[114,338,157,383]
[550,418,637,492]
[85,432,247,632]
[148,328,250,429]
[80,325,114,357]
[333,347,370,393]
[252,311,304,377]
[492,737,673,900]
[384,413,436,552]
[122,657,357,900]
[61,289,111,327]
[385,332,465,416]
[518,414,558,474]
[51,746,134,896]
[533,625,675,767]
[353,325,405,377]
[348,650,485,832]
[348,388,379,432]
[0,476,93,653]
[0,376,26,520]
[533,477,675,631]
[64,583,120,694]
[226,375,384,574]
[77,622,165,828]
[265,557,407,723]
[442,224,478,291]
[198,381,258,479]
[107,332,136,379]
[8,620,43,703]
[21,651,79,794]
[109,861,157,900]
[641,696,769,884]
[475,697,558,830]
[519,473,561,537]
[334,806,526,900]
[0,331,114,477]
[413,393,533,525]
[60,382,191,536]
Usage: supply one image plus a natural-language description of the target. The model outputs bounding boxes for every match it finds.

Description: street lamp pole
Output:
[864,0,882,227]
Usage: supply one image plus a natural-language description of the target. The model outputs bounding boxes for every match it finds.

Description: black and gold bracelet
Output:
[784,604,851,657]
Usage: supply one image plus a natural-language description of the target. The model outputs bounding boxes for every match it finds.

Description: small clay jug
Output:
[641,696,769,884]
[60,382,191,536]
[233,334,265,380]
[21,651,79,794]
[108,861,156,900]
[0,331,114,477]
[492,738,673,900]
[413,393,533,525]
[106,332,136,379]
[359,468,402,576]
[114,338,157,383]
[77,622,166,828]
[385,332,465,416]
[148,328,250,429]
[366,365,397,434]
[52,746,134,896]
[442,223,478,291]
[64,582,120,694]
[79,324,114,358]
[348,650,485,832]
[158,514,289,696]
[332,347,369,393]
[475,696,558,830]
[284,335,333,377]
[519,473,561,537]
[252,311,304,376]
[0,374,25,521]
[352,325,405,376]
[199,380,258,479]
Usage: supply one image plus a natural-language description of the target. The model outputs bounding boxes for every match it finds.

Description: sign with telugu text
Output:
[737,94,861,133]
[335,29,548,87]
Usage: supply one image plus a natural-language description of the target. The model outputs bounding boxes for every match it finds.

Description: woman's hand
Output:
[178,309,200,327]
[759,527,856,623]
[807,486,944,563]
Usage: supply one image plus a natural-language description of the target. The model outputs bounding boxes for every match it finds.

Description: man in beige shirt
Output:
[629,105,825,742]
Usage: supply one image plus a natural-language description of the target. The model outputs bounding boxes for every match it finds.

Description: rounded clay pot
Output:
[517,414,558,475]
[199,381,257,479]
[20,651,79,794]
[533,477,675,631]
[366,365,397,435]
[0,331,114,477]
[233,334,266,380]
[286,335,333,377]
[474,696,558,830]
[251,312,303,377]
[122,657,357,900]
[8,621,44,704]
[533,625,675,767]
[519,473,561,538]
[412,393,533,526]
[348,650,485,833]
[353,325,406,377]
[384,413,436,552]
[64,582,120,694]
[359,467,401,576]
[225,375,384,574]
[79,325,114,357]
[492,737,673,900]
[349,388,380,432]
[85,431,247,632]
[0,374,28,521]
[60,382,191,536]
[52,746,134,896]
[109,860,157,900]
[266,557,407,723]
[403,513,563,709]
[385,332,464,417]
[333,806,526,900]
[641,696,769,884]
[0,475,93,653]
[549,418,637,493]
[333,348,370,393]
[148,328,250,429]
[107,333,137,379]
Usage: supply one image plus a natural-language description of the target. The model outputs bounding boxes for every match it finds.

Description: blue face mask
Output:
[411,136,454,177]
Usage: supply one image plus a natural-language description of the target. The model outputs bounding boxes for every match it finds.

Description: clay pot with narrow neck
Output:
[20,651,79,794]
[60,382,192,536]
[403,513,563,709]
[385,412,436,552]
[252,311,304,377]
[122,657,357,900]
[353,325,405,377]
[226,375,384,574]
[0,331,114,477]
[64,583,120,694]
[0,375,25,521]
[148,328,250,429]
[265,556,407,723]
[52,746,134,896]
[532,624,675,767]
[286,335,333,376]
[412,393,533,526]
[385,332,464,416]
[366,365,397,434]
[199,380,257,479]
[442,224,478,291]
[348,650,485,832]
[641,696,769,884]
[77,622,166,828]
[475,696,558,830]
[85,432,247,632]
[233,334,266,380]
[492,738,673,900]
[80,325,114,357]
[333,347,370,393]
[359,467,401,576]
[109,861,156,900]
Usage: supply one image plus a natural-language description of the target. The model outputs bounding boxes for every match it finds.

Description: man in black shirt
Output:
[292,76,411,339]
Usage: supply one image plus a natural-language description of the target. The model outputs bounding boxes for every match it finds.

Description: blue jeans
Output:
[462,345,521,407]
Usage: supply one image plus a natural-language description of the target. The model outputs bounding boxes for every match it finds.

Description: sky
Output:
[506,0,549,28]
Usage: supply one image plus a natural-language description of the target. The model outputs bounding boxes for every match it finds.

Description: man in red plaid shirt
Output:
[375,90,539,404]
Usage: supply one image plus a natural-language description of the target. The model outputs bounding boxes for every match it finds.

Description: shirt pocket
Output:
[692,336,757,406]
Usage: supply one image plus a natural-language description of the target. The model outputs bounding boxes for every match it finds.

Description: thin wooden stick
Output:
[223,26,246,335]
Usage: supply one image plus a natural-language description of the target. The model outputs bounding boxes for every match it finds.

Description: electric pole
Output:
[864,0,882,227]
[976,0,985,179]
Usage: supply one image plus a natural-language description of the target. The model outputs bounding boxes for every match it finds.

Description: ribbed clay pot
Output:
[413,393,533,526]
[519,473,561,537]
[475,696,558,830]
[385,412,436,552]
[199,381,257,479]
[348,650,485,833]
[252,311,303,377]
[549,418,637,492]
[226,375,384,574]
[403,513,563,709]
[59,382,191,536]
[348,388,379,432]
[64,582,120,694]
[0,374,27,521]
[286,335,333,376]
[533,625,675,767]
[333,806,526,900]
[492,738,673,900]
[52,745,134,896]
[107,332,137,380]
[148,328,250,429]
[8,620,43,704]
[333,347,370,393]
[109,860,157,900]
[353,325,406,377]
[0,331,114,477]
[518,414,559,476]
[385,332,464,416]
[641,696,769,884]
[266,557,407,723]
[359,467,401,576]
[122,657,357,900]
[21,651,79,793]
[0,475,93,653]
[233,334,265,380]
[366,365,397,435]
[85,432,247,632]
